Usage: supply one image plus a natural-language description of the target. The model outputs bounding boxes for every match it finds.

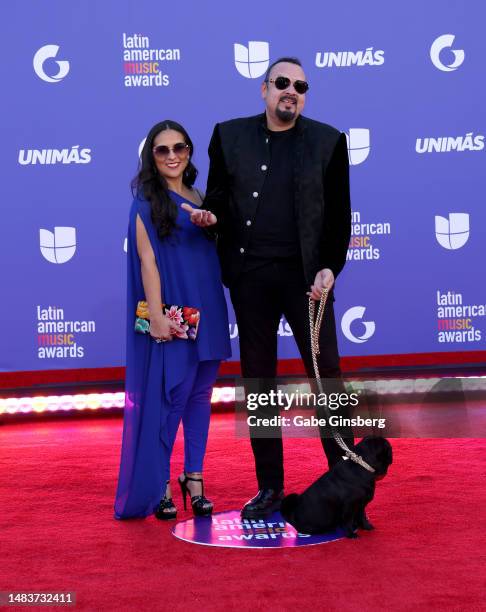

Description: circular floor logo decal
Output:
[172,510,344,548]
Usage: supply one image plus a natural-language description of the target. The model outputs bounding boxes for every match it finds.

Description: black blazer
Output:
[204,113,351,288]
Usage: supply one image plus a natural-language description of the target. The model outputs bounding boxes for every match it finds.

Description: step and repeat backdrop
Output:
[2,1,485,372]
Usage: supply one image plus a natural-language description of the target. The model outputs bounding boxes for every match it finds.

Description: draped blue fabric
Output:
[114,191,231,519]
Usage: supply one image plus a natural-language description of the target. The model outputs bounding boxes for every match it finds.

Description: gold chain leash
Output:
[309,288,375,473]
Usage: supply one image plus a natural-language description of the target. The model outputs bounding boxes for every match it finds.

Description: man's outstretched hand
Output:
[307,268,334,300]
[181,203,217,227]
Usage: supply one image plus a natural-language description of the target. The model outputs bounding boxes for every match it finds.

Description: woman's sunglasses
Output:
[267,76,309,95]
[152,142,190,159]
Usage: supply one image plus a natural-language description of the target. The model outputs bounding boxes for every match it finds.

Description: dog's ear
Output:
[374,439,392,475]
[384,440,393,466]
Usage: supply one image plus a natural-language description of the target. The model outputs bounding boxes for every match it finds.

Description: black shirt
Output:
[246,126,300,261]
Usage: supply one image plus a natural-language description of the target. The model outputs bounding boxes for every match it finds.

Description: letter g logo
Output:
[430,35,465,72]
[341,306,375,344]
[33,45,70,83]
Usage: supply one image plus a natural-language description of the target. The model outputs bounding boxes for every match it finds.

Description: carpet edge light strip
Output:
[0,377,484,416]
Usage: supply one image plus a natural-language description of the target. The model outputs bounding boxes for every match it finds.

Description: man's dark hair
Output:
[264,57,302,82]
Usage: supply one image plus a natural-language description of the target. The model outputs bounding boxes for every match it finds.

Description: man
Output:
[185,57,353,518]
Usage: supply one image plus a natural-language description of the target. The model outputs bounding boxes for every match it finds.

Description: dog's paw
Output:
[360,518,375,531]
[343,526,359,539]
[356,511,374,531]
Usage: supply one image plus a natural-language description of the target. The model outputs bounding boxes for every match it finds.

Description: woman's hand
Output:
[181,203,217,227]
[149,315,182,342]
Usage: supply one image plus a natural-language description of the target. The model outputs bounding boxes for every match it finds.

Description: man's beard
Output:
[276,106,296,122]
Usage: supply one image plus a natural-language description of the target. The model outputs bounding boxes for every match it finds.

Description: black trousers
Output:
[230,258,354,491]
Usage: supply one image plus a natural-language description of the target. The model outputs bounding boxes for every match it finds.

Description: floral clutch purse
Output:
[134,301,200,340]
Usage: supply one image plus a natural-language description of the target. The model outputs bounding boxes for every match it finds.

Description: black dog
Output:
[281,436,392,538]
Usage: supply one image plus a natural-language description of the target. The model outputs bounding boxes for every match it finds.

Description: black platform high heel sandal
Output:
[155,480,177,520]
[178,472,213,517]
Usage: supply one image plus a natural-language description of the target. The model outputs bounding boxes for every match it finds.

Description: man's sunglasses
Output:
[267,76,309,95]
[152,142,190,159]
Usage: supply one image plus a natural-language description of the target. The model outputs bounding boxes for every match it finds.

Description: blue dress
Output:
[114,190,231,519]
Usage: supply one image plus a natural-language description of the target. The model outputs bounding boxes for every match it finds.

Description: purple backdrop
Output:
[2,0,485,372]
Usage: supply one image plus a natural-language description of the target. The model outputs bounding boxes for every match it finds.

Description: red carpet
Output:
[1,414,485,611]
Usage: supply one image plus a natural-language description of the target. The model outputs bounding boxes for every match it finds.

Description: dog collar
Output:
[344,450,375,473]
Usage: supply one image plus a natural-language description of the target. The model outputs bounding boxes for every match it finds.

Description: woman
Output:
[114,120,231,520]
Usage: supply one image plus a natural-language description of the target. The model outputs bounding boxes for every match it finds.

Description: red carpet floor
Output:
[0,414,485,611]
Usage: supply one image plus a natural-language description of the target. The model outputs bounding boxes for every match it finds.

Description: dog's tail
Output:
[280,493,299,525]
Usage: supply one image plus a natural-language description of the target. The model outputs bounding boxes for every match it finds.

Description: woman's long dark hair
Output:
[132,120,198,239]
